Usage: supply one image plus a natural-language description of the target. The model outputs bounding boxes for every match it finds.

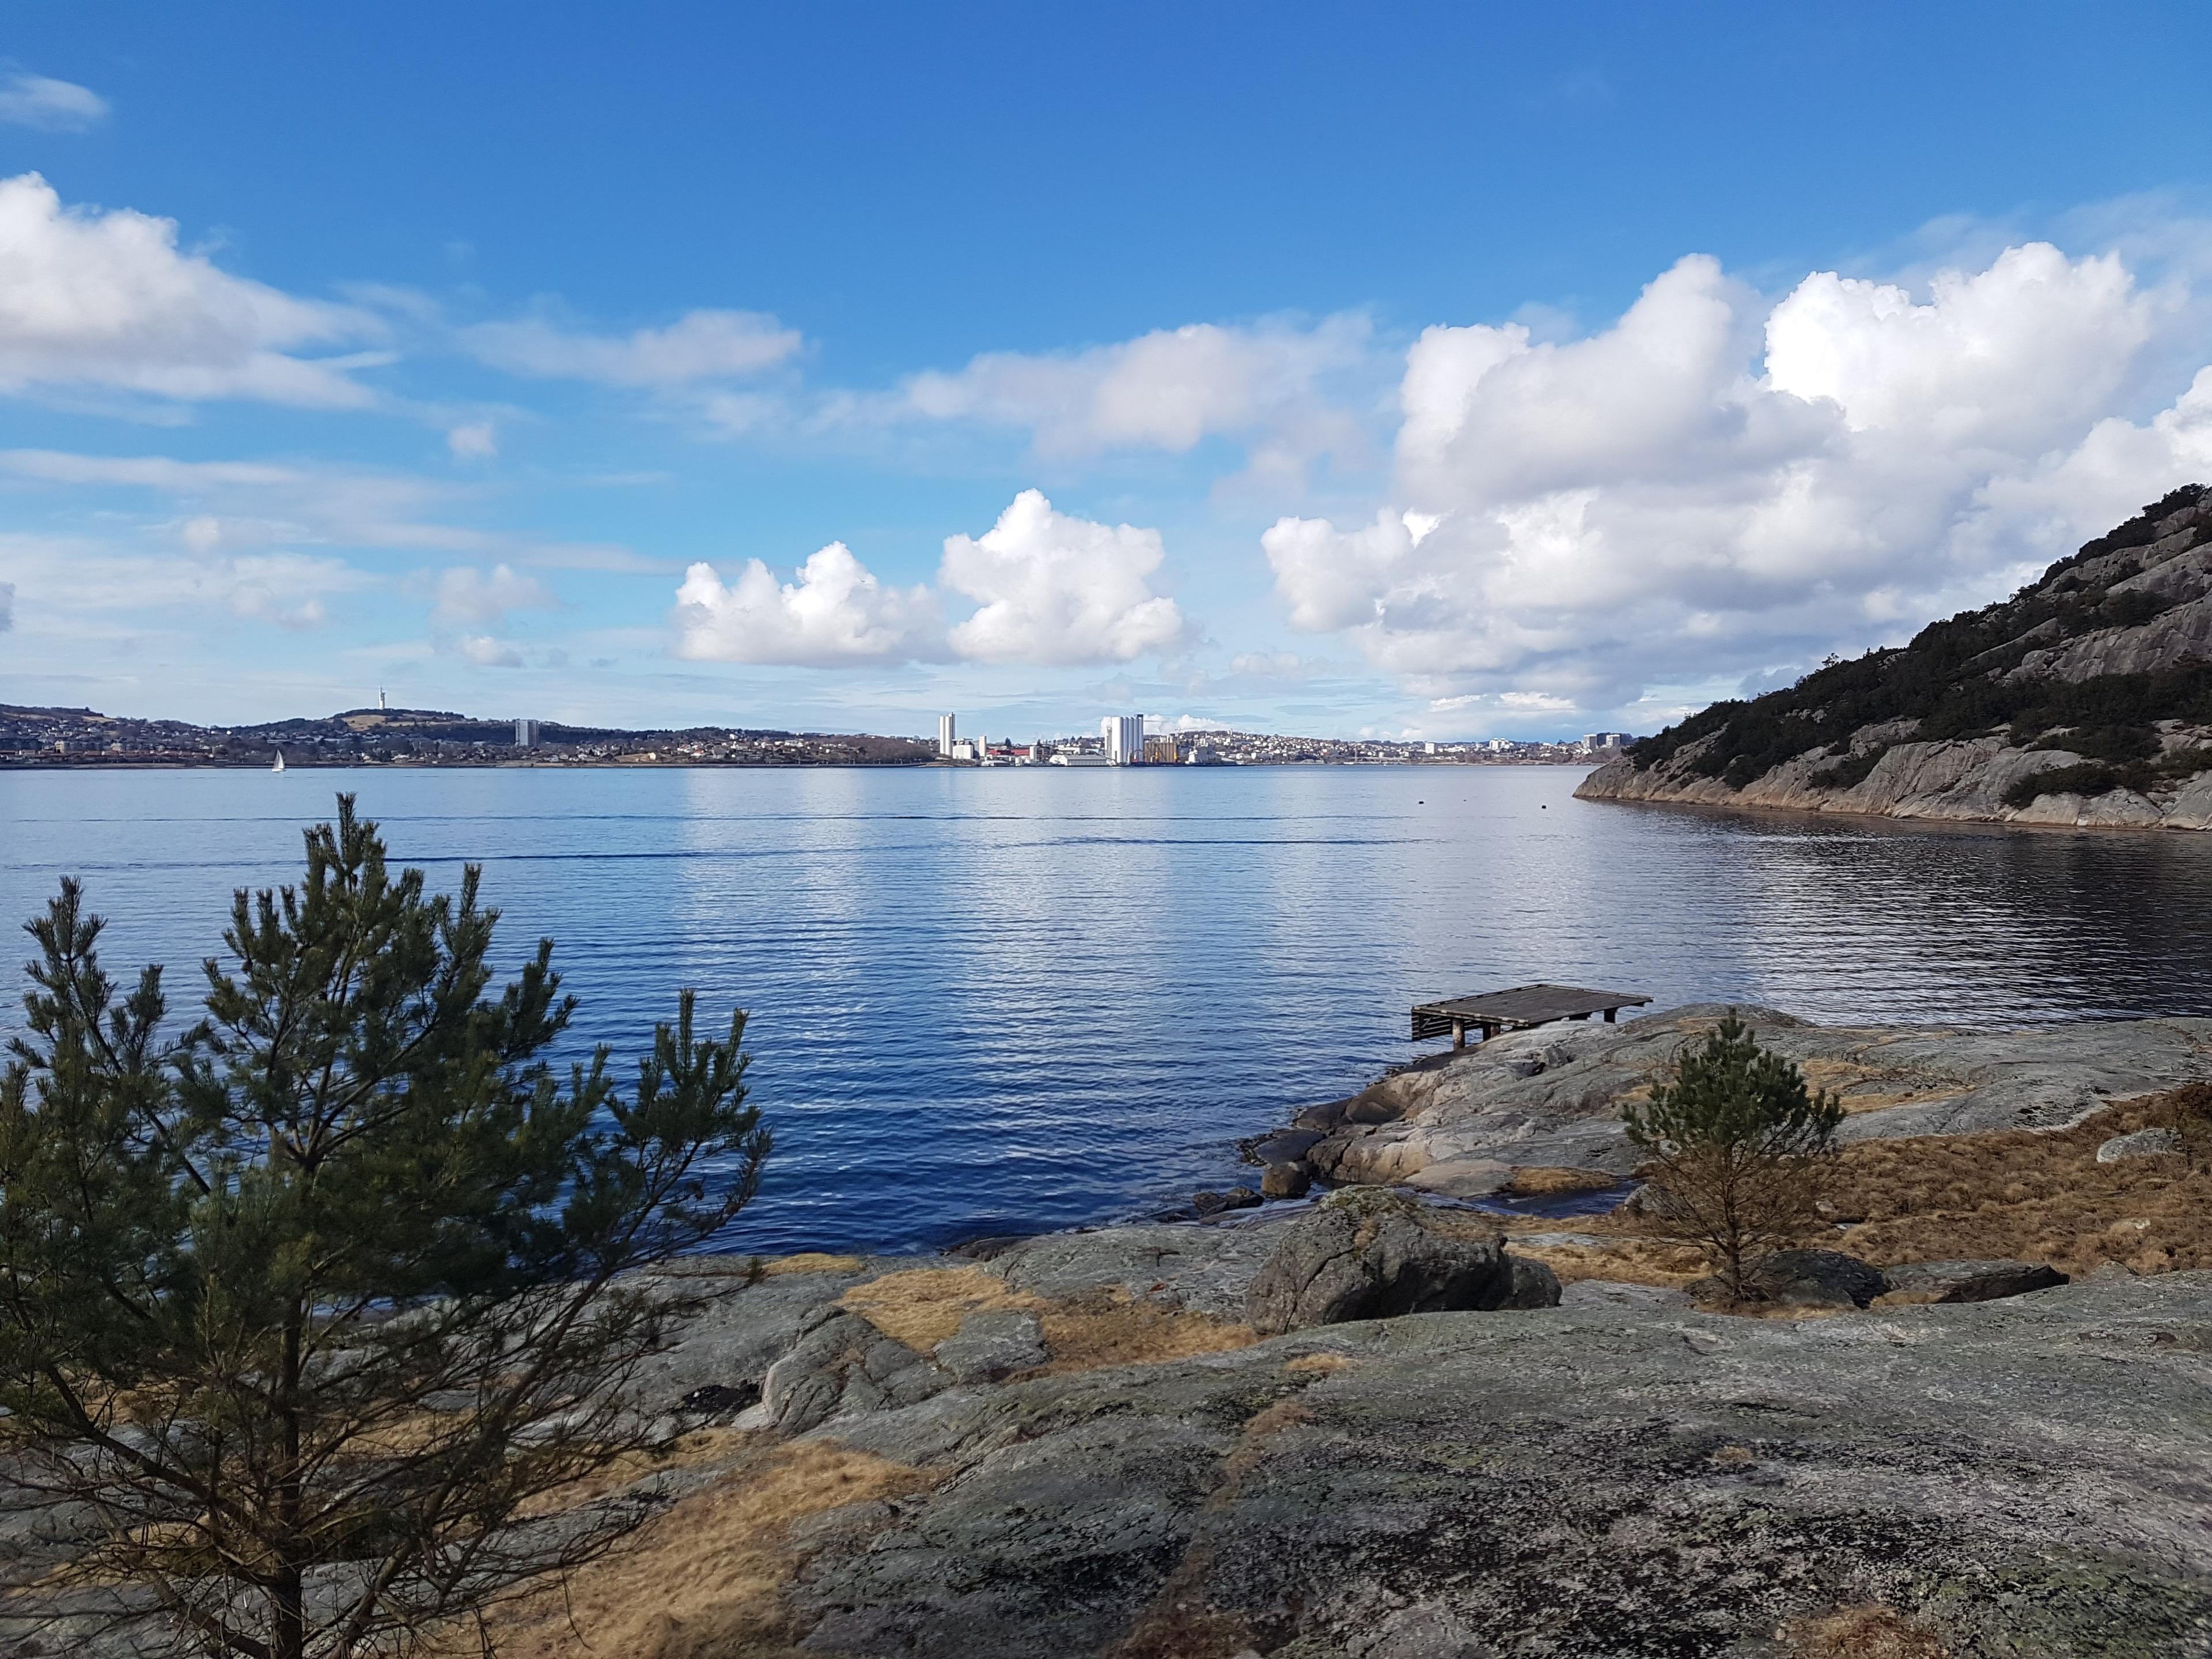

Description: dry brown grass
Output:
[1037,1289,1259,1373]
[1825,1088,2212,1279]
[762,1252,865,1278]
[1502,1165,1622,1197]
[1522,1086,2211,1291]
[1786,1603,1949,1658]
[838,1265,1258,1375]
[512,1427,753,1518]
[1283,1352,1355,1376]
[470,1270,1257,1656]
[484,1438,941,1659]
[838,1266,1037,1349]
[1505,1234,1713,1289]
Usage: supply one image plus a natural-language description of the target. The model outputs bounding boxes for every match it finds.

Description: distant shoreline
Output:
[3,757,1604,773]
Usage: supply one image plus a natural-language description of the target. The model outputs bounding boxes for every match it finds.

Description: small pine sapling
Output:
[1622,1013,1843,1300]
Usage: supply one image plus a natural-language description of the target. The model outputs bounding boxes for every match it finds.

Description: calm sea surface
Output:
[6,764,2212,1254]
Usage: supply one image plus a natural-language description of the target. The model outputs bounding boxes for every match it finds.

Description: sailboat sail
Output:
[272,751,285,773]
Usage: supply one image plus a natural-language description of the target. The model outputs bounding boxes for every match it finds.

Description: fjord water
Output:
[7,764,2212,1255]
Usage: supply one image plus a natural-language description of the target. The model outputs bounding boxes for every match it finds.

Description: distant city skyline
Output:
[4,5,2212,741]
[0,698,1623,771]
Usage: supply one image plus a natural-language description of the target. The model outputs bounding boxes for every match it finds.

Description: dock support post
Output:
[1451,1020,1465,1050]
[1603,1008,1616,1023]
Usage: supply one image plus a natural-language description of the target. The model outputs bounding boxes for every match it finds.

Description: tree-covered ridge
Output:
[1630,484,2212,794]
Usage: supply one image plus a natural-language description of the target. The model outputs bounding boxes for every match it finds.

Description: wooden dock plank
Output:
[1410,982,1650,1045]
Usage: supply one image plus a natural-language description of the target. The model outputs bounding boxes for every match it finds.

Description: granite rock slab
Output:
[797,1270,2212,1657]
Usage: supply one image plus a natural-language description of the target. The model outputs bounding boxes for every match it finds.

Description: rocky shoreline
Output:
[1574,737,2212,830]
[535,1007,2212,1658]
[16,1009,2212,1658]
[1236,1002,2212,1203]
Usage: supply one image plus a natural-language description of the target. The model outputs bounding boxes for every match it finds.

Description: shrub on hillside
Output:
[1627,486,2212,787]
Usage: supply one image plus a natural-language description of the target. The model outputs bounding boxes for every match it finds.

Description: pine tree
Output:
[0,797,769,1658]
[1622,1013,1842,1300]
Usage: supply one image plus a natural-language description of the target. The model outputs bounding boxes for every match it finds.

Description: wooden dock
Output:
[1411,982,1651,1048]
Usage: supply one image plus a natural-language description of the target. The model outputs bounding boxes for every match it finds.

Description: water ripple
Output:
[7,764,2212,1254]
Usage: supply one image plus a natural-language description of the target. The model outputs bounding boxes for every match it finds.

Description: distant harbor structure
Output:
[514,718,540,749]
[1101,714,1145,766]
[937,713,957,757]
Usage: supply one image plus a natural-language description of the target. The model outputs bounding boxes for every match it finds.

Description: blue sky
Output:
[5,2,2212,739]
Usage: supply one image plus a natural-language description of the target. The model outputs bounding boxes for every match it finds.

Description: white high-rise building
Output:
[1101,714,1145,766]
[938,713,957,756]
[514,718,540,749]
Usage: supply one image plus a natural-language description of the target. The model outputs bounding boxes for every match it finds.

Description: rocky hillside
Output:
[1577,484,2212,827]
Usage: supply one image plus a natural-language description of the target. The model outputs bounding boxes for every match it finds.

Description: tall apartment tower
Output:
[1101,714,1145,765]
[938,713,957,756]
[514,718,540,749]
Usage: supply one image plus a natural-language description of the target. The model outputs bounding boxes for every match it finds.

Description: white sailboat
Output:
[272,750,286,773]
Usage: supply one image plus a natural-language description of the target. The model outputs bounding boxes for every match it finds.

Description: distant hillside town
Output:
[931,713,1633,767]
[0,698,1634,770]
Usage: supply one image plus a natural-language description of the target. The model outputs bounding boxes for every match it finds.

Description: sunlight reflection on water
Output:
[7,764,2212,1253]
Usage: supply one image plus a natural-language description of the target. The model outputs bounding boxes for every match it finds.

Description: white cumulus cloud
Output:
[887,315,1375,475]
[467,308,801,386]
[941,490,1185,665]
[458,634,524,668]
[670,491,1188,669]
[431,563,557,631]
[673,543,943,666]
[1763,243,2150,449]
[0,73,108,132]
[1265,241,2203,716]
[0,173,384,407]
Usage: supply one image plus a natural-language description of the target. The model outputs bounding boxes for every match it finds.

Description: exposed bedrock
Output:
[1575,733,2212,829]
[1286,1003,2212,1195]
[792,1269,2212,1658]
